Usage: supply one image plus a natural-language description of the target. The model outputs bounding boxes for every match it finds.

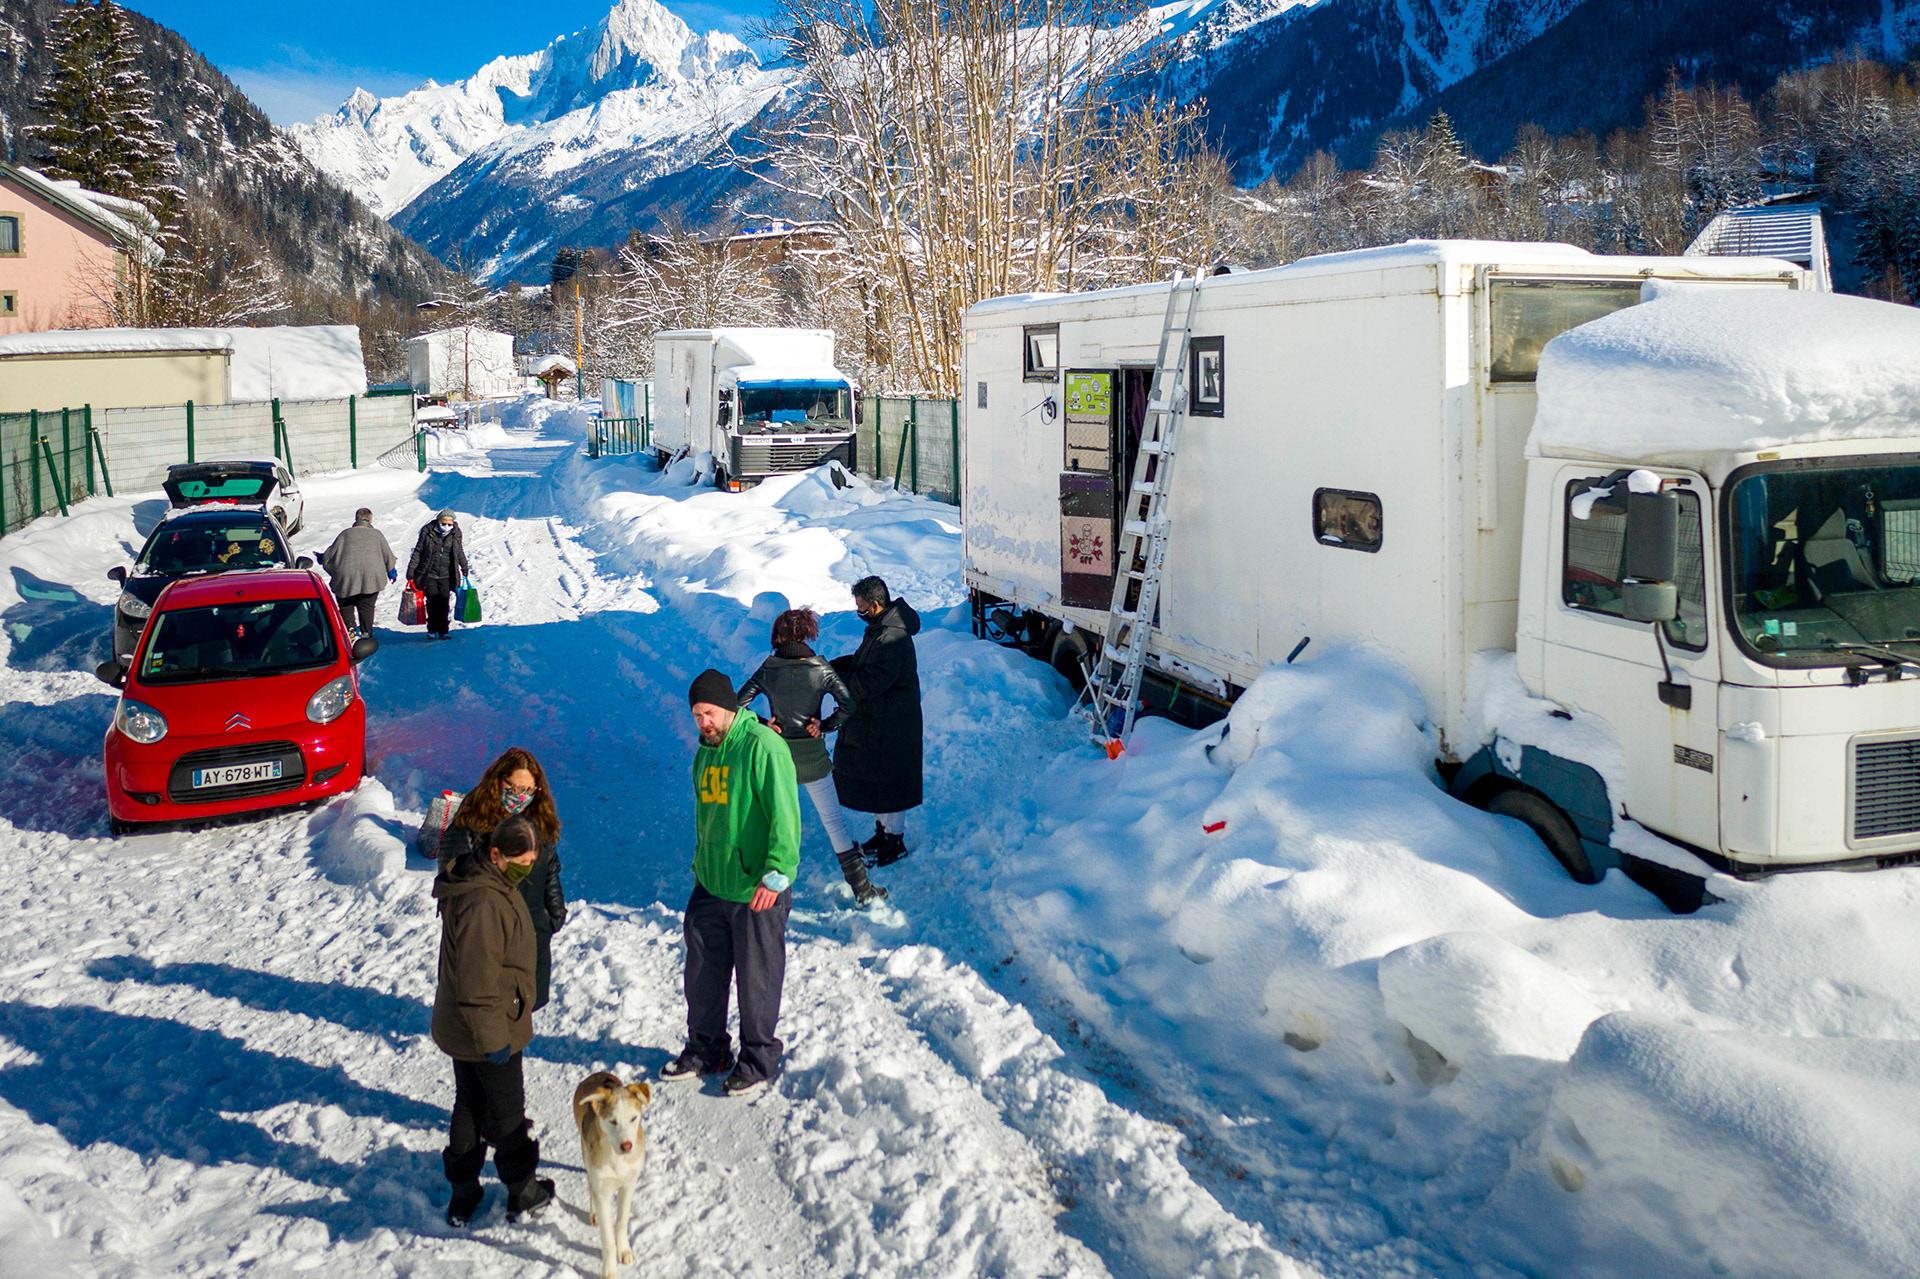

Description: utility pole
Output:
[574,276,585,402]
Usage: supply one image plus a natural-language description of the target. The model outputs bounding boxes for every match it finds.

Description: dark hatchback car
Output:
[109,508,303,660]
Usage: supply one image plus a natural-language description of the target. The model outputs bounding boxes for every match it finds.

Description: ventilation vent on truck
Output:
[1851,734,1920,844]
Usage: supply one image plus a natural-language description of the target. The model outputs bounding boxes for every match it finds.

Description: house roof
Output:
[1686,203,1824,266]
[0,327,232,358]
[0,162,163,263]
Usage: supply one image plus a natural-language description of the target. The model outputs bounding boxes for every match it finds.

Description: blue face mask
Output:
[437,522,454,536]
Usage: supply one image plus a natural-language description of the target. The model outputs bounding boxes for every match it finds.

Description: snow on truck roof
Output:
[967,240,1802,317]
[1532,288,1920,461]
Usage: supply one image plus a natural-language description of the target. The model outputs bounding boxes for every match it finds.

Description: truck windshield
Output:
[1728,460,1920,663]
[738,384,851,432]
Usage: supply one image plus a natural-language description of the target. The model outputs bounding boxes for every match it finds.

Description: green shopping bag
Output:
[458,581,482,624]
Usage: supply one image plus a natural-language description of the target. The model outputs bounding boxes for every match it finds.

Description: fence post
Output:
[60,407,73,500]
[271,398,282,464]
[185,400,195,463]
[29,410,39,517]
[348,395,358,468]
[81,408,92,495]
[90,414,113,497]
[415,427,427,473]
[38,436,69,516]
[909,395,919,494]
[0,412,8,535]
[950,397,960,504]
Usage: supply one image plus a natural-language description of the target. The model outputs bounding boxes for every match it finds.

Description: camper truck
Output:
[652,328,858,490]
[962,241,1920,888]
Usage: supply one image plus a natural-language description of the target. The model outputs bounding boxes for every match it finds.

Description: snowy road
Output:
[0,409,1311,1278]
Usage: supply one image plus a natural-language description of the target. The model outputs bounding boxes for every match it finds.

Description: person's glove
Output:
[388,569,398,582]
[483,1046,513,1065]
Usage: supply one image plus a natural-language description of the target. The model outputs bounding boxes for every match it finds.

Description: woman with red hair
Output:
[738,607,885,906]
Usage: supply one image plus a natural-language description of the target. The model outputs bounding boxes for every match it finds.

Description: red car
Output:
[96,569,378,832]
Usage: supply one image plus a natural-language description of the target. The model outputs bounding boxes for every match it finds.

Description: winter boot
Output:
[869,831,910,868]
[506,1177,555,1223]
[445,1182,483,1228]
[835,848,889,907]
[660,1048,733,1082]
[859,821,887,860]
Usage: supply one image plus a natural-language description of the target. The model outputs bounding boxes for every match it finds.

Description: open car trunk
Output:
[163,462,281,508]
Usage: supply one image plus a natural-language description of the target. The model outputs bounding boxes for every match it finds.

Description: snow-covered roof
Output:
[1532,288,1920,462]
[408,324,513,346]
[1687,204,1823,264]
[0,162,163,262]
[228,326,367,401]
[969,241,1805,317]
[0,327,232,358]
[528,353,577,376]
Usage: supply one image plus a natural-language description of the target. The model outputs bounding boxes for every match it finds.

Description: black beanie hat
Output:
[689,668,735,708]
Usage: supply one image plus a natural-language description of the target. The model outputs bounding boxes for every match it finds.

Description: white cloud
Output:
[225,46,425,126]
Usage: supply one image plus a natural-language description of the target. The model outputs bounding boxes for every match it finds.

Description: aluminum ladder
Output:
[1082,270,1202,753]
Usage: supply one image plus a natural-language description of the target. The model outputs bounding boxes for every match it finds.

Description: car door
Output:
[275,463,303,533]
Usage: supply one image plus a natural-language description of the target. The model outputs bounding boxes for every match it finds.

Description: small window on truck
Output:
[1489,279,1643,383]
[1313,489,1382,552]
[1562,477,1707,649]
[1024,325,1060,381]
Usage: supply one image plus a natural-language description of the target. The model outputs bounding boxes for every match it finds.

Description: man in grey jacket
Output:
[321,507,397,637]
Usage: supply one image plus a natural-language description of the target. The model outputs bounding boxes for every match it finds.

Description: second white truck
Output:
[651,328,858,490]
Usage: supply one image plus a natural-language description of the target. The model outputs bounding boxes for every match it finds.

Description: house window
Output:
[1023,325,1059,382]
[0,214,20,255]
[1489,279,1642,382]
[1562,477,1706,649]
[0,292,15,317]
[1314,488,1382,552]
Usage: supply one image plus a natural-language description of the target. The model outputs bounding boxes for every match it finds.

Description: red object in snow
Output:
[1203,819,1227,834]
[102,569,374,830]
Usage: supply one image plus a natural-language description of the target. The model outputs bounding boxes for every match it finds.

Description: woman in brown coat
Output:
[432,816,555,1226]
[440,748,566,1010]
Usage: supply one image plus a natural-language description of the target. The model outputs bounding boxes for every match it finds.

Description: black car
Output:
[109,508,303,659]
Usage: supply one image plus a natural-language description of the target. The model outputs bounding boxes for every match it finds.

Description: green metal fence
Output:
[858,394,961,504]
[591,416,651,459]
[0,407,103,536]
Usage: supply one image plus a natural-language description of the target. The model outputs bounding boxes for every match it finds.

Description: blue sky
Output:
[125,0,779,125]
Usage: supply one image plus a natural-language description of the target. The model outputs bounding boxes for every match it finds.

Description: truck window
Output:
[1489,279,1642,383]
[737,385,851,431]
[1563,478,1706,649]
[1313,489,1382,552]
[1024,325,1059,382]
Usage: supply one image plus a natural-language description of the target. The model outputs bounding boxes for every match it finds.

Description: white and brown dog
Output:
[573,1070,653,1278]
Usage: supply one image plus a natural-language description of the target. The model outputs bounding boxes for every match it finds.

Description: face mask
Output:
[501,784,533,815]
[499,858,535,885]
[437,523,454,536]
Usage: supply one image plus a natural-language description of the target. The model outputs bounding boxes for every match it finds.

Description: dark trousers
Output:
[443,1054,539,1192]
[683,882,790,1082]
[341,593,377,634]
[421,578,453,635]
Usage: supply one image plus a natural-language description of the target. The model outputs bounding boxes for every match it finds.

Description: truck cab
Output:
[1502,287,1920,879]
[653,328,858,489]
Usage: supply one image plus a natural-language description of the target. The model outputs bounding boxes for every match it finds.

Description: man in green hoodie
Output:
[660,668,801,1098]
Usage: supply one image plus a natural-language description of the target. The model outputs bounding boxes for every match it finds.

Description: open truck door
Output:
[1060,369,1117,608]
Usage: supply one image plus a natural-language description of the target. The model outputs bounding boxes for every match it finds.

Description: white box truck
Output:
[962,240,1920,892]
[651,328,858,489]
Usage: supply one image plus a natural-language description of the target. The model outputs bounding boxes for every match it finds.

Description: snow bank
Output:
[1485,1014,1920,1279]
[307,781,408,888]
[1533,289,1920,460]
[228,325,368,401]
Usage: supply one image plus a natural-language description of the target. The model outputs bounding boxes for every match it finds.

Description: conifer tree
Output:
[27,0,176,204]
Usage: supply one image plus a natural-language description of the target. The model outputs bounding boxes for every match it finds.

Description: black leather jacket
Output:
[738,642,856,739]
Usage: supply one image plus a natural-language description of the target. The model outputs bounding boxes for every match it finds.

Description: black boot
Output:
[445,1181,483,1228]
[858,821,886,861]
[835,848,888,906]
[870,831,910,868]
[506,1176,555,1223]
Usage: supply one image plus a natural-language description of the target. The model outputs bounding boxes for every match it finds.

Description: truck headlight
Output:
[117,592,152,619]
[115,699,167,744]
[307,675,355,724]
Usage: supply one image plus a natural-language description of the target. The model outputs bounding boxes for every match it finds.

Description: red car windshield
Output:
[139,598,336,684]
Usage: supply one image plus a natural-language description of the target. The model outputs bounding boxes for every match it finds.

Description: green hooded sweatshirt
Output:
[692,709,802,903]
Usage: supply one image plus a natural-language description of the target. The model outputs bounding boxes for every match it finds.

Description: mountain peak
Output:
[590,0,696,80]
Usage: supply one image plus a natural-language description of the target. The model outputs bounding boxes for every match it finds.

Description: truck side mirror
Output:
[1621,490,1681,624]
[718,403,732,427]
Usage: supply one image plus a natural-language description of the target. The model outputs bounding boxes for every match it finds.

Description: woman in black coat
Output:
[439,747,566,1009]
[738,608,884,906]
[406,509,472,640]
[831,576,923,867]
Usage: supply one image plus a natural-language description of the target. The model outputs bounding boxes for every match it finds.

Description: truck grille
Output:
[167,740,306,804]
[730,436,854,477]
[1852,735,1920,843]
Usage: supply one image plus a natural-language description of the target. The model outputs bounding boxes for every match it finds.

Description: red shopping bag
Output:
[399,581,425,626]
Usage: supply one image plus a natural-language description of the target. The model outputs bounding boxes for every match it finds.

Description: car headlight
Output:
[117,592,152,619]
[115,699,167,745]
[307,674,355,725]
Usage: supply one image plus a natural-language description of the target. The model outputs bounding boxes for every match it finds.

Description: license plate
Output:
[192,760,282,789]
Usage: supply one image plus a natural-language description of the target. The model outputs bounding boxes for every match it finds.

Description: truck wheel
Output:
[714,464,731,491]
[1049,631,1091,692]
[1486,788,1599,884]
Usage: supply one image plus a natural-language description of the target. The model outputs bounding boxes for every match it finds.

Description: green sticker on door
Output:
[1064,372,1111,424]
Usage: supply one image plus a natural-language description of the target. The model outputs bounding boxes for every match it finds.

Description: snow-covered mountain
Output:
[291,0,788,281]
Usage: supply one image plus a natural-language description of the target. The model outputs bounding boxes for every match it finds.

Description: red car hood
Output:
[129,664,349,738]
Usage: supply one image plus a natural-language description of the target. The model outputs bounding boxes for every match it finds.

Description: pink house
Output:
[0,161,161,334]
